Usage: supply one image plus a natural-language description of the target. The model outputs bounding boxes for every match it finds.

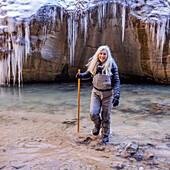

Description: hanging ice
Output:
[121,5,126,42]
[160,21,166,60]
[112,3,117,19]
[25,21,30,62]
[11,26,25,87]
[0,57,10,86]
[151,23,155,43]
[60,8,63,24]
[113,3,117,18]
[84,13,88,44]
[52,6,57,29]
[68,13,78,66]
[156,21,160,49]
[68,14,73,65]
[0,0,169,86]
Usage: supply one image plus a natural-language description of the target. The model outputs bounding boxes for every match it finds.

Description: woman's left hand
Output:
[112,97,119,107]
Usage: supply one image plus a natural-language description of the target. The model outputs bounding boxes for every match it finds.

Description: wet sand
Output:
[0,109,169,170]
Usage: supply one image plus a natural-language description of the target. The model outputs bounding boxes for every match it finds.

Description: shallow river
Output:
[0,82,170,135]
[0,82,170,169]
[0,82,170,130]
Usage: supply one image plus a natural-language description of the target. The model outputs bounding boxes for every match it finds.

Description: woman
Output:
[76,45,120,143]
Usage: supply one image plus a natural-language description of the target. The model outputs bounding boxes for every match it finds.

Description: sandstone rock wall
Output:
[0,1,169,85]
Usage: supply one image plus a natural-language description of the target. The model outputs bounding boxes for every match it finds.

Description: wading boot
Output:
[91,118,101,136]
[102,136,109,144]
[92,126,100,136]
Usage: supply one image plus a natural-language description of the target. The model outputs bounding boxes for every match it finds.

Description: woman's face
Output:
[98,49,108,63]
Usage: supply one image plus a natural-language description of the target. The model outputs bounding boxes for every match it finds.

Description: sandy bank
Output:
[0,110,169,169]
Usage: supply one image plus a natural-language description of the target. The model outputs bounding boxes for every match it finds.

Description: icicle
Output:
[160,21,166,60]
[17,44,21,87]
[9,25,26,87]
[11,50,16,86]
[74,21,78,49]
[72,18,75,64]
[145,23,147,33]
[122,5,126,42]
[84,13,88,44]
[0,54,11,86]
[156,21,160,49]
[17,27,22,87]
[7,36,11,85]
[145,23,149,34]
[152,23,155,43]
[0,59,5,85]
[60,7,63,24]
[166,19,169,33]
[13,43,18,86]
[80,16,84,33]
[7,53,11,85]
[68,14,73,65]
[0,60,3,85]
[67,12,78,66]
[150,23,152,34]
[25,21,30,62]
[15,43,24,88]
[52,6,57,26]
[113,3,117,18]
[89,11,93,25]
[103,2,106,19]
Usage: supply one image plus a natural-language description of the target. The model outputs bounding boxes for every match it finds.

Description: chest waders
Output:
[90,74,113,138]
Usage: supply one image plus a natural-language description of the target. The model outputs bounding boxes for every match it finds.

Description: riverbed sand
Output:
[0,110,169,169]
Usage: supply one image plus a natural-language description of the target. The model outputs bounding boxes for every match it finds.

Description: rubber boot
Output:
[92,118,101,136]
[101,120,110,138]
[102,136,109,143]
[92,126,100,136]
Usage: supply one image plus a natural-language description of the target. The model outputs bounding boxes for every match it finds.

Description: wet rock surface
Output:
[76,134,169,169]
[148,103,170,115]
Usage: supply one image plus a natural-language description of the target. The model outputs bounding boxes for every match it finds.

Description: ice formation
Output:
[0,0,169,86]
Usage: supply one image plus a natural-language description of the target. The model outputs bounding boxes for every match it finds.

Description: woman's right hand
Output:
[76,73,83,79]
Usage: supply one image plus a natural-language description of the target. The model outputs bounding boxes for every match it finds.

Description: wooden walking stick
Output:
[77,69,81,132]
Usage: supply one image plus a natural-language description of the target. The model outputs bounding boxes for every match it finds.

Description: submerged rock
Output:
[125,142,139,155]
[146,151,154,160]
[148,103,170,115]
[79,136,93,144]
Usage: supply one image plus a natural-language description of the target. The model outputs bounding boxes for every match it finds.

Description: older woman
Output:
[76,45,120,143]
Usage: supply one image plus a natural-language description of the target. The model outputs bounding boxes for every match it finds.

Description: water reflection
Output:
[0,83,169,116]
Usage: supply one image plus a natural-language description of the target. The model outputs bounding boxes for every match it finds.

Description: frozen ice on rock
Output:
[0,0,169,86]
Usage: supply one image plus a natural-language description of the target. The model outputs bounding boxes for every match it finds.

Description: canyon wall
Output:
[0,1,169,85]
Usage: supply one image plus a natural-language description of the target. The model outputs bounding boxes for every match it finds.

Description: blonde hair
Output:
[86,45,117,76]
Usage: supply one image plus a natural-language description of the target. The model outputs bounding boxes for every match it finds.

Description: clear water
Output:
[0,83,170,132]
[0,82,170,163]
[0,83,169,113]
[0,82,170,129]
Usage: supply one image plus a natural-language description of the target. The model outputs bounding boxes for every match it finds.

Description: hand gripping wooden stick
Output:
[77,69,81,132]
